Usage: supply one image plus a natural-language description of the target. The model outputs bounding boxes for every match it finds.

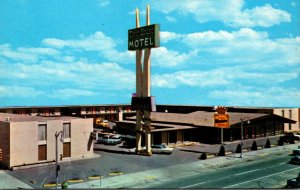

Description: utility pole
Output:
[240,117,250,158]
[55,131,64,189]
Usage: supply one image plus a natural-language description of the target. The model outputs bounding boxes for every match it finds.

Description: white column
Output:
[143,5,152,155]
[135,8,143,154]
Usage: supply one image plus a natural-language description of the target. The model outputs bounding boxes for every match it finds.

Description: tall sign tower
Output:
[128,5,160,155]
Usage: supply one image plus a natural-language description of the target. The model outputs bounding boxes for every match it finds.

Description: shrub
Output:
[251,140,257,151]
[278,136,284,146]
[218,145,225,156]
[199,152,207,160]
[235,144,242,153]
[265,139,271,148]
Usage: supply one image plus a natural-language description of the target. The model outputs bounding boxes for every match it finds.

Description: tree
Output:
[218,145,225,156]
[236,144,242,153]
[278,136,284,146]
[265,139,271,148]
[251,140,257,151]
[199,152,207,160]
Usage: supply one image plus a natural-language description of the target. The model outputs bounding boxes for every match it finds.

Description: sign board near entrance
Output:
[131,96,156,112]
[128,24,160,50]
[214,114,230,128]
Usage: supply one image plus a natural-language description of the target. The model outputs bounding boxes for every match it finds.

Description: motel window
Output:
[289,123,292,130]
[281,110,285,117]
[63,123,71,138]
[38,124,47,141]
[289,110,292,119]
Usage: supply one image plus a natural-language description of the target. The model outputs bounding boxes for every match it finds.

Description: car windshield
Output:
[111,136,120,139]
[152,144,165,149]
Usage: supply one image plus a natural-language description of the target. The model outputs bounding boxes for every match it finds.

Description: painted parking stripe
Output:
[224,167,300,188]
[234,169,260,176]
[181,181,207,189]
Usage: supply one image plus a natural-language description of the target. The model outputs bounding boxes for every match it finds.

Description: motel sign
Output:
[128,24,160,50]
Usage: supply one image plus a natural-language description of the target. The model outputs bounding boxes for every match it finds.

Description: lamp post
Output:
[55,131,64,189]
[240,117,250,158]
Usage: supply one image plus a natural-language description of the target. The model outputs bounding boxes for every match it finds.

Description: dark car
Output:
[290,156,300,164]
[283,133,295,143]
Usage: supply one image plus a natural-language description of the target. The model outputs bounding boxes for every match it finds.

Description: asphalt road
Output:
[140,151,299,189]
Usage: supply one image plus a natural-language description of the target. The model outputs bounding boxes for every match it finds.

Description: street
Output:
[3,140,299,189]
[133,149,299,189]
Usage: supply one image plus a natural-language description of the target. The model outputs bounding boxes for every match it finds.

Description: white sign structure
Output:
[130,5,160,156]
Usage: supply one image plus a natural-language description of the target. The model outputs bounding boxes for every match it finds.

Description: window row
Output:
[38,123,71,141]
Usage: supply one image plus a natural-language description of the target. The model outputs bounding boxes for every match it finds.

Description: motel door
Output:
[63,142,71,158]
[38,145,47,161]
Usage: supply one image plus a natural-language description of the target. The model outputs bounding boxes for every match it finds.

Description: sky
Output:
[0,0,299,107]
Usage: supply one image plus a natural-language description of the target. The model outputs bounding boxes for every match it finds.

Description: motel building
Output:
[0,113,93,170]
[116,110,297,145]
[0,105,299,163]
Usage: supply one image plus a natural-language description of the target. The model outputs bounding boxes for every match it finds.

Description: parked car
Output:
[97,134,112,144]
[293,149,300,156]
[150,144,174,154]
[287,177,300,188]
[294,132,300,140]
[283,133,295,143]
[290,156,300,164]
[105,135,123,145]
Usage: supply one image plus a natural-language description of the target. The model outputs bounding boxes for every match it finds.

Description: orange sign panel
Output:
[214,114,230,128]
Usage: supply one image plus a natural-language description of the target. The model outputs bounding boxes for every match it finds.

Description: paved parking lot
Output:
[3,135,286,188]
[6,144,201,188]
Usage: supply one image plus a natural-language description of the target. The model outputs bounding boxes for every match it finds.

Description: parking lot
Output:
[4,135,291,188]
[6,143,202,188]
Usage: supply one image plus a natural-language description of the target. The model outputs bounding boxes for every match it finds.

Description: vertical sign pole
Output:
[221,128,223,145]
[143,5,152,155]
[135,8,143,154]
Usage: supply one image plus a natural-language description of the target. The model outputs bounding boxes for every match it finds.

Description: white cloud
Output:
[241,4,291,27]
[128,9,146,16]
[152,67,298,89]
[160,31,182,43]
[152,47,197,68]
[153,69,230,88]
[179,28,300,67]
[166,16,176,23]
[0,44,59,63]
[49,88,96,98]
[0,85,44,97]
[98,0,109,7]
[43,32,115,51]
[209,87,300,107]
[150,0,291,28]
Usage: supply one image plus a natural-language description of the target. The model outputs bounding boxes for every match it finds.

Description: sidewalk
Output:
[69,142,299,189]
[0,171,32,189]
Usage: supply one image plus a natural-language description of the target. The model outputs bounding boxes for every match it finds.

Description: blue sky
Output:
[0,0,299,107]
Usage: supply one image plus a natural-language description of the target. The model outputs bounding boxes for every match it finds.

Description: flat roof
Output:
[0,104,131,109]
[0,113,79,123]
[125,111,295,128]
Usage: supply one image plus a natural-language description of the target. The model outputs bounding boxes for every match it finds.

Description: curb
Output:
[67,179,84,183]
[109,172,124,176]
[43,183,61,187]
[88,175,103,180]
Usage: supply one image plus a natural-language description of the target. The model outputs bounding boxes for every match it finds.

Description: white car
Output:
[294,132,300,140]
[129,144,174,154]
[150,144,174,154]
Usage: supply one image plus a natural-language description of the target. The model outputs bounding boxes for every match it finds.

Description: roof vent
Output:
[5,117,10,122]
